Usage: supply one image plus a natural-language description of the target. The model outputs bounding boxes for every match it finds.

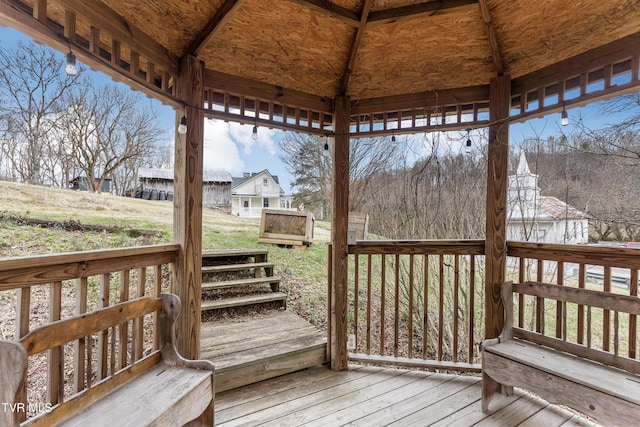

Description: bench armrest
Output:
[158,294,215,372]
[0,340,28,427]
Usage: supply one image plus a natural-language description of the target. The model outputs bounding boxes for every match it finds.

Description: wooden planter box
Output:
[259,209,314,247]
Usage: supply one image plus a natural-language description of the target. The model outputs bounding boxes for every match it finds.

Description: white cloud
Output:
[201,119,244,173]
[229,121,278,156]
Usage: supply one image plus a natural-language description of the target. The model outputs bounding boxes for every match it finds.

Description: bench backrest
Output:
[0,293,180,426]
[502,281,640,375]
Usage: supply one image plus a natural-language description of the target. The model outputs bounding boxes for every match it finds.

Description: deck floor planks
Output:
[261,370,436,426]
[303,373,471,426]
[215,365,600,426]
[218,367,404,426]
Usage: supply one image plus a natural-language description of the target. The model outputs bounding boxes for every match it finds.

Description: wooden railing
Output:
[0,244,179,421]
[344,240,486,372]
[506,242,640,359]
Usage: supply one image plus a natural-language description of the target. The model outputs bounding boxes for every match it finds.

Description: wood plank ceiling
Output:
[2,0,640,135]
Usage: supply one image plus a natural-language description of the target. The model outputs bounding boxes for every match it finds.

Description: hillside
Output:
[0,181,329,326]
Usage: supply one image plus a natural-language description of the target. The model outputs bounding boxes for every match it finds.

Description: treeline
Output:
[0,42,170,195]
[281,114,640,242]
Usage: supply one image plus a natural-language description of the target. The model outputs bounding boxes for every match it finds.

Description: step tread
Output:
[202,262,274,274]
[202,249,268,259]
[201,293,287,311]
[202,276,281,291]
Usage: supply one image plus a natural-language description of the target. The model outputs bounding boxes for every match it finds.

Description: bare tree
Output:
[0,42,82,184]
[279,133,401,220]
[56,85,166,194]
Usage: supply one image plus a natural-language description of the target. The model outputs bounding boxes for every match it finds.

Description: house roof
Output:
[539,196,587,221]
[231,170,280,190]
[139,168,232,183]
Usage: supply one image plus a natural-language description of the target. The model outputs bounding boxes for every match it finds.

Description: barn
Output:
[137,168,232,210]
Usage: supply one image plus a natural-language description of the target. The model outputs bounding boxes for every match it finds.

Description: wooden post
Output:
[172,54,205,360]
[330,95,350,370]
[484,74,511,400]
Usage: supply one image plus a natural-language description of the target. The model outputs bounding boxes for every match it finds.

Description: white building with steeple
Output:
[507,151,589,244]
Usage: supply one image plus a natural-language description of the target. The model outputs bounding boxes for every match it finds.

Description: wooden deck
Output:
[215,365,600,426]
[200,310,327,392]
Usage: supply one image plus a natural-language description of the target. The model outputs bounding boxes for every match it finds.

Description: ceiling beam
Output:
[478,0,504,75]
[204,69,333,113]
[351,84,490,114]
[340,0,373,95]
[287,0,360,26]
[367,0,478,25]
[57,0,178,75]
[187,0,247,56]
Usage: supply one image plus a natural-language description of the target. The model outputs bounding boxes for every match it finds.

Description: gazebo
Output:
[1,0,640,425]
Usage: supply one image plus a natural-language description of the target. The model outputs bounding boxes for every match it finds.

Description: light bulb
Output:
[252,125,258,140]
[65,51,78,76]
[466,138,472,154]
[391,135,397,148]
[178,115,187,135]
[561,109,569,126]
[323,142,330,158]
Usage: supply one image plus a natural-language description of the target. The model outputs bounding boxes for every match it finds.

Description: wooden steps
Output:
[200,248,286,312]
[200,310,327,392]
[201,292,288,311]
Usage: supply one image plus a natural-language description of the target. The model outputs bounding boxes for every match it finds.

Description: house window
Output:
[243,201,249,208]
[263,198,269,208]
[263,178,268,186]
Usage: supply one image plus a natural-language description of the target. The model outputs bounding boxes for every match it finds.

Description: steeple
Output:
[508,150,540,219]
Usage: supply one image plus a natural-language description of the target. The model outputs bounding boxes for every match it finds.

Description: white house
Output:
[507,151,588,244]
[231,170,295,217]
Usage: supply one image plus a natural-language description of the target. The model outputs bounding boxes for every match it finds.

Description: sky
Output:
[0,25,631,194]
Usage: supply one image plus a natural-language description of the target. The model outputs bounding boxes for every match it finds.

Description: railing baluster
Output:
[518,258,525,328]
[468,255,475,363]
[153,264,162,351]
[367,254,372,355]
[556,262,564,339]
[97,273,110,380]
[423,254,429,360]
[354,254,359,352]
[408,254,414,359]
[117,270,130,370]
[380,255,386,355]
[577,264,586,345]
[453,255,459,363]
[48,281,63,405]
[74,277,88,393]
[16,287,30,423]
[630,269,638,359]
[394,254,400,357]
[614,310,619,357]
[536,259,544,334]
[603,266,611,352]
[438,255,444,361]
[134,267,146,361]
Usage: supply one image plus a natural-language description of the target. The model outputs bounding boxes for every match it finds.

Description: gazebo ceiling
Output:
[100,0,640,99]
[2,0,640,134]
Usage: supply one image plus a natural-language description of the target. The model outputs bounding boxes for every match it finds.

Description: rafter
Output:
[368,0,478,25]
[187,0,247,56]
[478,0,504,75]
[340,0,373,95]
[287,0,360,26]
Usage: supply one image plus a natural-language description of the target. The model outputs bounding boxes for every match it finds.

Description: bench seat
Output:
[482,281,640,426]
[58,363,213,427]
[483,338,640,423]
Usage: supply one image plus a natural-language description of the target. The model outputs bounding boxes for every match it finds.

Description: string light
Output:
[178,115,187,135]
[465,128,472,154]
[323,135,330,158]
[251,116,258,140]
[391,132,397,148]
[561,103,569,126]
[65,50,78,76]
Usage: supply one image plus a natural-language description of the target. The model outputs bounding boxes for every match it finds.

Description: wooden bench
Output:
[481,281,640,425]
[0,293,215,426]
